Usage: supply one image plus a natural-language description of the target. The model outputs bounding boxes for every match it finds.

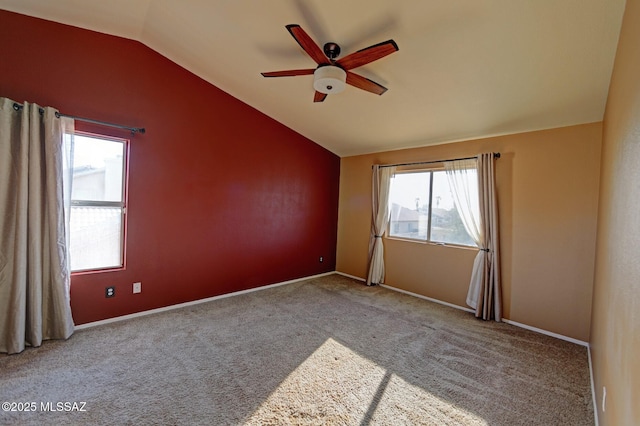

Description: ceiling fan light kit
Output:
[313,66,346,94]
[262,24,398,102]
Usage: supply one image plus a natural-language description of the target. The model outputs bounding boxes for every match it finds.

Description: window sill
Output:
[71,266,125,276]
[385,236,479,251]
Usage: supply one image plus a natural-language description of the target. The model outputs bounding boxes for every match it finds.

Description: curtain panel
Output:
[475,153,502,321]
[445,154,502,321]
[0,97,75,354]
[366,165,395,285]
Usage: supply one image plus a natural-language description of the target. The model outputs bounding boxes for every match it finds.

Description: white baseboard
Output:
[74,271,334,330]
[77,269,589,345]
[334,271,588,347]
[588,345,599,426]
[501,319,589,347]
[335,271,366,282]
[335,271,475,313]
[380,284,476,314]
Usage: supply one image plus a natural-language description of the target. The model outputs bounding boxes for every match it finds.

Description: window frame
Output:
[68,130,130,274]
[386,166,477,249]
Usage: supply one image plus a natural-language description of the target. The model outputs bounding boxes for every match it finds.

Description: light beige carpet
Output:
[0,274,593,425]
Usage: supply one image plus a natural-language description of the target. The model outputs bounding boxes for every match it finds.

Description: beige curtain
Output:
[473,153,502,320]
[0,97,75,354]
[444,159,481,244]
[445,153,501,321]
[366,165,395,285]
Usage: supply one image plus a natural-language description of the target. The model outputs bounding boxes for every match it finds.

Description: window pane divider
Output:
[427,171,434,241]
[71,200,125,208]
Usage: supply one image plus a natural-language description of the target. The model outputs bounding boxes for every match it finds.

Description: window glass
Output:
[389,172,430,240]
[71,136,124,202]
[69,134,127,272]
[69,206,123,271]
[388,169,477,247]
[430,171,476,246]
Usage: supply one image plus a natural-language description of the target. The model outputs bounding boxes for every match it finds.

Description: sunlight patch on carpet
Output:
[245,338,488,425]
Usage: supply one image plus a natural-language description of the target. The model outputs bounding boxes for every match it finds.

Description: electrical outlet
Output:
[133,282,141,294]
[319,256,324,263]
[105,286,115,298]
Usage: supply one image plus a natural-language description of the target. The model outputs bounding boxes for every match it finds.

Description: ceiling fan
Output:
[262,24,399,102]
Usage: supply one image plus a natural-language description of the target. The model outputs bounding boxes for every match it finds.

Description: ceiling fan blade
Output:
[286,24,328,65]
[314,91,327,102]
[337,40,399,70]
[346,71,388,95]
[261,69,315,77]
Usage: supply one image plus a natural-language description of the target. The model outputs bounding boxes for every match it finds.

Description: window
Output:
[68,133,128,272]
[388,169,477,247]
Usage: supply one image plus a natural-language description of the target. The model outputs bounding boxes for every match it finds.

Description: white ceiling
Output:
[0,0,626,156]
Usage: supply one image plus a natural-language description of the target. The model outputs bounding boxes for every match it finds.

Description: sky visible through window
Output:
[72,135,123,170]
[390,171,455,211]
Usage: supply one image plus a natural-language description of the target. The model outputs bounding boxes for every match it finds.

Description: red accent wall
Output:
[0,10,340,325]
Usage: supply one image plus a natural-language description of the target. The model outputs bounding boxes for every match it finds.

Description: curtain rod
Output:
[12,103,145,134]
[376,152,500,169]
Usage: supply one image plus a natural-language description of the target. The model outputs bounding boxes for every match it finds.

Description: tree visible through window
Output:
[68,133,127,272]
[388,169,476,247]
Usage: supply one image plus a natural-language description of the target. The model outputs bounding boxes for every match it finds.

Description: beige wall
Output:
[591,0,640,424]
[337,123,602,342]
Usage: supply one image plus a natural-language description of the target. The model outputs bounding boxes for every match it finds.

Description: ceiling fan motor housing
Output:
[313,65,347,94]
[323,42,341,60]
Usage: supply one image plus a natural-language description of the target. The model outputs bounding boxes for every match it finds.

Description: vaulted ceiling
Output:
[0,0,626,156]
